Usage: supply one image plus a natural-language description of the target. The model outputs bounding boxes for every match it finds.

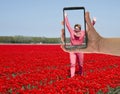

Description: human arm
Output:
[64,13,74,39]
[99,38,120,56]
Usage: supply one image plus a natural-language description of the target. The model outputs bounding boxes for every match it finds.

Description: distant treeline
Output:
[0,36,62,44]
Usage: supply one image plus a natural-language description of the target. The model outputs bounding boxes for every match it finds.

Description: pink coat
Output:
[65,16,85,45]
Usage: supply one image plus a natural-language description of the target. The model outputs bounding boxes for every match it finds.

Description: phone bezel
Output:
[63,7,87,49]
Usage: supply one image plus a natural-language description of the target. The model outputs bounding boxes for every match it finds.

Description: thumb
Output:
[61,29,65,44]
[85,12,92,31]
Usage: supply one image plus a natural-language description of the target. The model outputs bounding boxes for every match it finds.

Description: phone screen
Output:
[63,7,87,49]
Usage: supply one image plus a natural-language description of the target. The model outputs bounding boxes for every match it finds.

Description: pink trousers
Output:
[70,52,84,77]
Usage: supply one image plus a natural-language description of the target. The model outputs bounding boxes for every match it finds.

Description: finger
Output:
[93,17,96,22]
[61,29,65,44]
[61,44,91,53]
[85,12,93,31]
[61,21,64,25]
[61,45,67,52]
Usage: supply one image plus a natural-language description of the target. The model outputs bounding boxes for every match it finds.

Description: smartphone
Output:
[63,7,87,50]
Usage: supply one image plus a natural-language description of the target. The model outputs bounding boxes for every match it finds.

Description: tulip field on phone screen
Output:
[0,45,120,94]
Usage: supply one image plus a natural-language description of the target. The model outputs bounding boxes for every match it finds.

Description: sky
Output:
[0,0,120,38]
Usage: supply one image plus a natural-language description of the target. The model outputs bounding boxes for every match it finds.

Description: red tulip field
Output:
[0,45,120,94]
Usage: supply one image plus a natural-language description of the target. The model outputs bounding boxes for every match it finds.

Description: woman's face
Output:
[74,26,81,32]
